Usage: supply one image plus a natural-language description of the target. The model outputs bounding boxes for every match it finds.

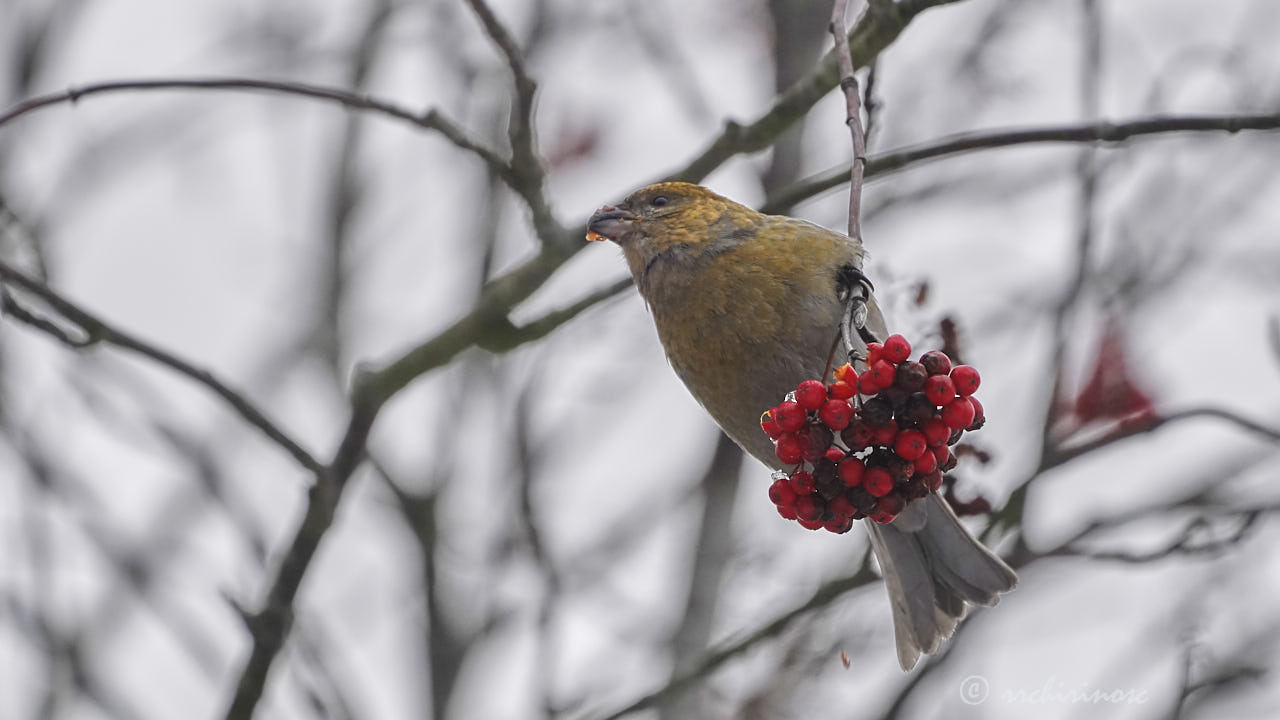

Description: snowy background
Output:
[2,0,1279,719]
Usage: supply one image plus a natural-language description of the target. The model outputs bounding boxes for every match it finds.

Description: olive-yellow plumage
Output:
[587,182,1016,670]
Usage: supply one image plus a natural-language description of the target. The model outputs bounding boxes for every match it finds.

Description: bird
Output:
[586,181,1017,670]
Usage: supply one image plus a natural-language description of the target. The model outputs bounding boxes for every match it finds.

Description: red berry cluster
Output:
[761,334,985,531]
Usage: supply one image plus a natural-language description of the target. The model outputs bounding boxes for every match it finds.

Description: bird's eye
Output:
[650,196,670,207]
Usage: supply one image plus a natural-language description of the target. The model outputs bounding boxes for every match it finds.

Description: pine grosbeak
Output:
[588,181,1016,669]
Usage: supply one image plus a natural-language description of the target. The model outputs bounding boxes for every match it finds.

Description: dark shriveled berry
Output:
[797,423,835,462]
[846,485,878,514]
[902,477,929,500]
[877,491,906,516]
[903,392,938,426]
[824,517,855,534]
[894,361,929,392]
[860,396,894,427]
[813,459,844,500]
[920,350,953,376]
[841,419,875,451]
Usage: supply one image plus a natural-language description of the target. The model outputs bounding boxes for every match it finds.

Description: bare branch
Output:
[670,0,966,183]
[460,0,565,247]
[1046,407,1280,469]
[589,551,877,720]
[0,76,513,182]
[0,260,323,474]
[761,112,1280,213]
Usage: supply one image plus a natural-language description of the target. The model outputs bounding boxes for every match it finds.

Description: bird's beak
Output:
[586,205,637,243]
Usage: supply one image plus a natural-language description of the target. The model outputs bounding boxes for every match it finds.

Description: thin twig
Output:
[830,0,868,240]
[0,260,323,474]
[0,77,513,181]
[671,0,965,183]
[760,112,1280,214]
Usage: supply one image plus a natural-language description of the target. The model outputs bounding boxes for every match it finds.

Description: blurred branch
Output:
[670,0,966,182]
[762,111,1280,213]
[461,0,564,246]
[1050,507,1270,564]
[0,260,323,474]
[590,551,877,720]
[476,277,632,353]
[658,434,744,720]
[0,77,511,178]
[1045,407,1280,469]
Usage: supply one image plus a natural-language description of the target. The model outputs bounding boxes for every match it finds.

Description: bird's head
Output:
[587,182,757,284]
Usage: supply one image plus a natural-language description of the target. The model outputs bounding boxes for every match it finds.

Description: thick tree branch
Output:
[761,112,1280,213]
[0,260,323,474]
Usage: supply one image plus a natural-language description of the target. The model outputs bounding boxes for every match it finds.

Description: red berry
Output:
[920,350,952,376]
[834,363,858,386]
[967,397,985,431]
[893,429,928,461]
[941,397,976,430]
[777,504,798,520]
[788,469,816,494]
[922,469,943,492]
[870,511,895,524]
[827,380,857,399]
[913,447,938,474]
[773,401,806,433]
[870,419,899,447]
[818,398,854,430]
[883,334,912,363]
[825,447,846,463]
[863,467,894,497]
[794,494,824,522]
[922,418,950,447]
[939,449,958,472]
[775,433,803,464]
[857,372,883,395]
[768,478,796,506]
[866,342,884,366]
[829,495,856,519]
[924,375,956,406]
[837,457,865,486]
[797,423,834,462]
[868,359,896,387]
[798,519,824,530]
[950,365,981,396]
[841,419,875,451]
[932,447,955,473]
[760,410,783,439]
[824,517,855,534]
[796,379,828,410]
